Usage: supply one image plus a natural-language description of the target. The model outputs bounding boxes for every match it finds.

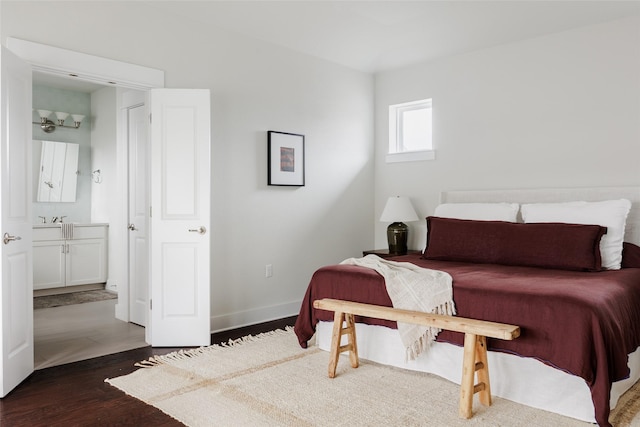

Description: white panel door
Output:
[148,89,210,346]
[0,47,33,397]
[128,104,149,327]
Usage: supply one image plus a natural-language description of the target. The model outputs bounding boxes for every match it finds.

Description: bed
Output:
[294,187,640,427]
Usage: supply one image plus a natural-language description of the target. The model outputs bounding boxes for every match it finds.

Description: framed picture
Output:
[268,131,305,186]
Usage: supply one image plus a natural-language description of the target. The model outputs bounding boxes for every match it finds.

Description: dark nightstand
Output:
[362,249,421,259]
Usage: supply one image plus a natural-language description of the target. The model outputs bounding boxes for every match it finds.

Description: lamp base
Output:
[387,222,408,255]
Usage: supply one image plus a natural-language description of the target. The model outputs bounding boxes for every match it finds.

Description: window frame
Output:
[387,98,434,163]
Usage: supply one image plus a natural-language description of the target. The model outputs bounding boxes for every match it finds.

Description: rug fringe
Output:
[134,326,294,368]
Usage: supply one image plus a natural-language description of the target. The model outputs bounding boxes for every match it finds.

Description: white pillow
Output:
[434,203,519,222]
[521,199,632,270]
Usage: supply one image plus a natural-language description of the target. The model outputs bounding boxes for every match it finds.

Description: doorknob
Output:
[3,233,22,245]
[128,224,137,231]
[188,226,207,235]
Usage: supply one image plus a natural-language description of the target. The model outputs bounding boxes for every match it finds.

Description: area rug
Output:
[106,328,640,426]
[34,289,117,309]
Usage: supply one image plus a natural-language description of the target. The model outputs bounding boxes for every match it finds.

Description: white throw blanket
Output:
[340,254,455,360]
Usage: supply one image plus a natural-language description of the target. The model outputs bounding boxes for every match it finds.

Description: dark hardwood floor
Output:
[0,316,297,426]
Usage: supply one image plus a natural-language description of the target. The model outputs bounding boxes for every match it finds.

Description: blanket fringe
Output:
[404,302,456,361]
[134,326,294,368]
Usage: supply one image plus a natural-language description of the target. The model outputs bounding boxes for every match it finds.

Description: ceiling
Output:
[34,1,640,92]
[146,1,640,73]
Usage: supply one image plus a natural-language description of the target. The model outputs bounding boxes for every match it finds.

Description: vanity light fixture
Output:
[33,109,85,133]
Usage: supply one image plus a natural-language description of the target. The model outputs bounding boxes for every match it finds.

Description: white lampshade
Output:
[71,114,85,128]
[55,111,69,125]
[71,114,85,123]
[37,109,52,119]
[380,196,419,223]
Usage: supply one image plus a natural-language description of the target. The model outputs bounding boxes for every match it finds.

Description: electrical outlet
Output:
[265,264,273,278]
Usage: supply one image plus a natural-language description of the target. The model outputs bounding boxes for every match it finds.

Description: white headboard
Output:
[441,187,640,246]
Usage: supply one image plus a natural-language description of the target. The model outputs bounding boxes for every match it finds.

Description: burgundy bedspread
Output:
[293,253,640,427]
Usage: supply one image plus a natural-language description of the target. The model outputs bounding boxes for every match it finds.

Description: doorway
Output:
[3,38,212,394]
[31,73,149,368]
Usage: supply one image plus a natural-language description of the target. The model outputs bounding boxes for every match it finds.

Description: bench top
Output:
[313,298,520,341]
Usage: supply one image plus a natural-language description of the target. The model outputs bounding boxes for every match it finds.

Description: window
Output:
[387,98,434,163]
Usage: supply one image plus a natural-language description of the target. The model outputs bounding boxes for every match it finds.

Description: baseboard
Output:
[105,279,117,292]
[114,301,128,322]
[211,300,301,333]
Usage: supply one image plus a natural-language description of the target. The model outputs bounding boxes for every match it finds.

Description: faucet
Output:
[59,216,67,223]
[51,217,59,223]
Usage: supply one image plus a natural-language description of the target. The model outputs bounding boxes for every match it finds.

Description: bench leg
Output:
[328,311,359,379]
[345,313,359,369]
[459,333,492,419]
[475,335,492,406]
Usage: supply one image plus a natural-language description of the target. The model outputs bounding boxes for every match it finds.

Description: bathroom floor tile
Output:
[34,299,147,370]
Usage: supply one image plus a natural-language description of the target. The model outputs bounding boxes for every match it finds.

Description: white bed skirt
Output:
[316,321,640,423]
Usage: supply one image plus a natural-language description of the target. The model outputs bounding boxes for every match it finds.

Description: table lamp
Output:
[380,196,419,255]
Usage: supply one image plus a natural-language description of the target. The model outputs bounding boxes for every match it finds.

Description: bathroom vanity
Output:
[33,223,108,291]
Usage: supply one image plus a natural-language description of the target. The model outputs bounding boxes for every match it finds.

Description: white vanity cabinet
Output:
[33,239,66,289]
[33,224,108,290]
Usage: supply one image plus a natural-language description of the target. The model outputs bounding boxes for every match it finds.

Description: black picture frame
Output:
[267,131,305,186]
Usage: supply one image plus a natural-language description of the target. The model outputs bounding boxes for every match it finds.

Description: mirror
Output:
[36,140,79,202]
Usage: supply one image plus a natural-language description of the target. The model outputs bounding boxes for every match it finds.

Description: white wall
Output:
[90,86,118,291]
[374,16,640,252]
[90,87,117,225]
[1,1,375,330]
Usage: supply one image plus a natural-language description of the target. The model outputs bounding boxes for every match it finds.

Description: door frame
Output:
[5,38,164,324]
[6,38,164,91]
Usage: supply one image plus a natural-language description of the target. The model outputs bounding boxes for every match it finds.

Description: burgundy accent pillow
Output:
[622,242,640,268]
[423,216,606,271]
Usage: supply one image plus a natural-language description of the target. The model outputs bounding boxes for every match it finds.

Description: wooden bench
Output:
[312,298,520,419]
